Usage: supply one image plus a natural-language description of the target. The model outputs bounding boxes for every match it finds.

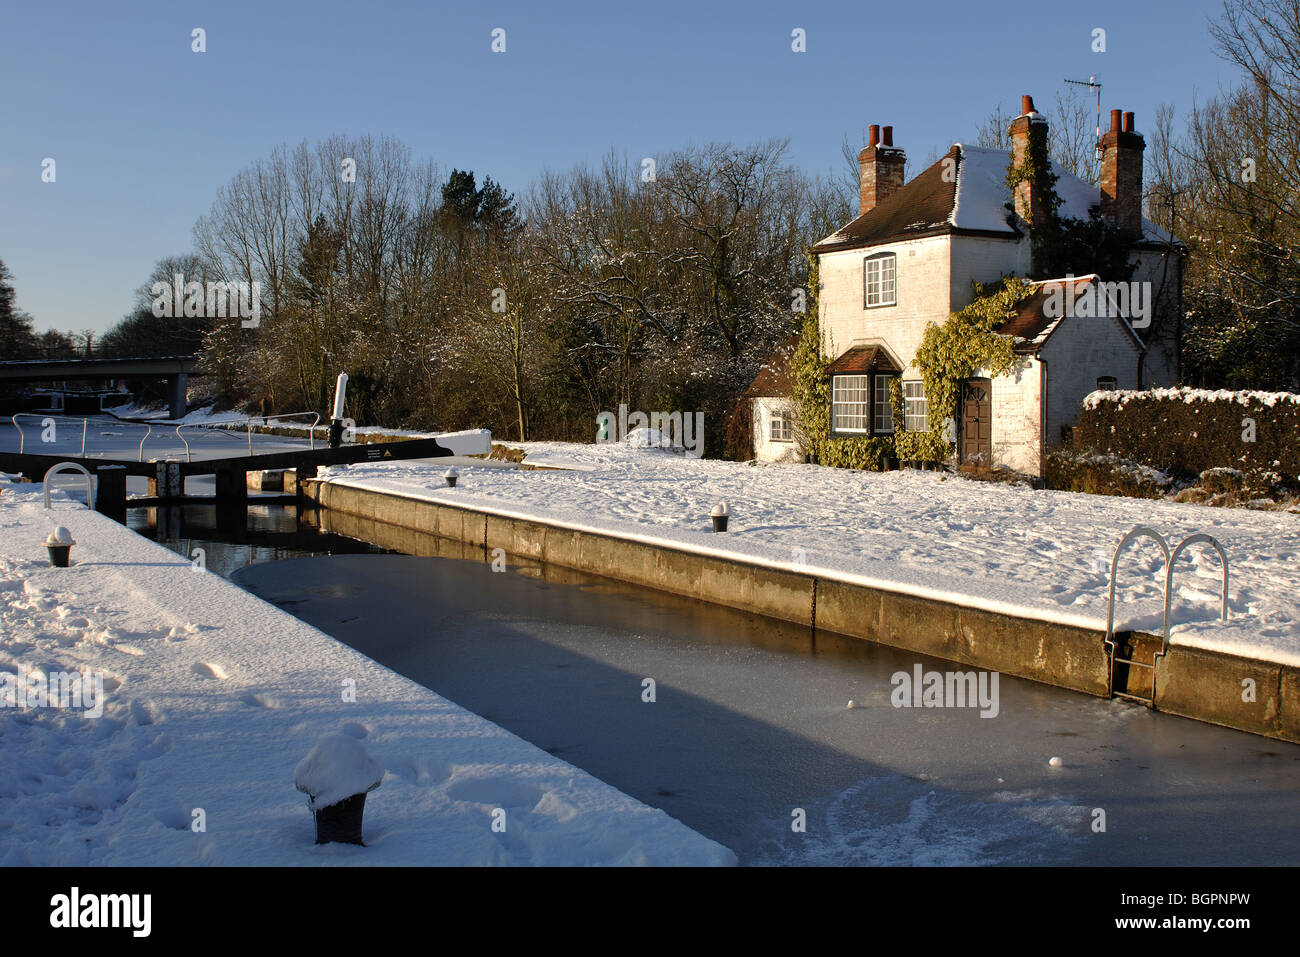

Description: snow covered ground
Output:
[0,480,735,865]
[317,441,1300,666]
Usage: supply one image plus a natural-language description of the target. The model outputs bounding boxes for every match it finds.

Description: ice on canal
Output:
[0,483,733,866]
[237,553,1300,867]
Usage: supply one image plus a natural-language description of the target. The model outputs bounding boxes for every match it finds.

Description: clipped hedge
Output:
[1074,388,1300,486]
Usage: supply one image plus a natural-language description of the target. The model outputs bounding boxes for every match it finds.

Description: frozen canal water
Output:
[236,552,1300,866]
[0,412,315,463]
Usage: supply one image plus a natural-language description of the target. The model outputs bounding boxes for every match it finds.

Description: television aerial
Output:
[1065,76,1104,161]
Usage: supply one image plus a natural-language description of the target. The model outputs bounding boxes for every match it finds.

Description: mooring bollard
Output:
[45,526,75,567]
[445,468,459,488]
[711,501,729,532]
[294,734,384,846]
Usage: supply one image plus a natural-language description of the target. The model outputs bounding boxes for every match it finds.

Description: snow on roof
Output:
[817,142,1180,251]
[949,144,1015,233]
[949,144,1177,244]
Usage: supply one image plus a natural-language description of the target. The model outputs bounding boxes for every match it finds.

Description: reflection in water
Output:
[127,502,387,579]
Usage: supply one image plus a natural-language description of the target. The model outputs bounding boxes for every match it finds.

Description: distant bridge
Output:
[0,355,199,418]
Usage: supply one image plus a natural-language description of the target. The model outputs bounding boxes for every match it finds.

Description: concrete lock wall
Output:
[307,480,1300,744]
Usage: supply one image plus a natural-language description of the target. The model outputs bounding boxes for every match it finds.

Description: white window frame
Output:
[864,253,897,308]
[1096,376,1118,391]
[903,380,928,433]
[831,375,870,433]
[874,374,896,434]
[770,410,792,442]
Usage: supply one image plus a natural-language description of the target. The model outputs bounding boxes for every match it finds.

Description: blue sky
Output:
[1,0,1231,335]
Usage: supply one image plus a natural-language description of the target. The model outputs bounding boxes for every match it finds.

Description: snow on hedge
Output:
[1084,387,1300,409]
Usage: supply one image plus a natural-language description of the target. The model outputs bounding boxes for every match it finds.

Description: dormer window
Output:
[864,253,896,308]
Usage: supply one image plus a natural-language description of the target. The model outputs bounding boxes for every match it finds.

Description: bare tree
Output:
[975,92,1099,184]
[975,103,1013,151]
[1049,88,1101,186]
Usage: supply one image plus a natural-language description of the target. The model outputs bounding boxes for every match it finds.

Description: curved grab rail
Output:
[174,412,321,460]
[11,413,44,454]
[260,412,322,451]
[42,462,95,509]
[175,418,245,463]
[1106,525,1171,653]
[13,413,92,456]
[1105,526,1173,704]
[137,424,153,462]
[1164,534,1229,637]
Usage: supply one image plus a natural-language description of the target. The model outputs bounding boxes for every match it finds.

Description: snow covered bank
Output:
[315,443,1300,667]
[0,481,735,866]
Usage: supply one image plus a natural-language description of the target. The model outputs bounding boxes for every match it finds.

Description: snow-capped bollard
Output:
[710,501,729,532]
[445,468,459,488]
[294,734,384,846]
[44,527,76,567]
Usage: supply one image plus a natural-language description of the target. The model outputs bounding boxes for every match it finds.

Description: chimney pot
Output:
[857,125,905,216]
[1010,95,1050,236]
[1100,109,1146,234]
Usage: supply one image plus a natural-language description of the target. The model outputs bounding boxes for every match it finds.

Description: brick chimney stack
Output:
[858,124,906,216]
[1009,94,1049,227]
[1100,108,1145,234]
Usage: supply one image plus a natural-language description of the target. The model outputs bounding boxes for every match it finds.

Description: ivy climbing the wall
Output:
[791,250,896,470]
[1004,133,1140,280]
[793,259,1032,470]
[891,276,1036,463]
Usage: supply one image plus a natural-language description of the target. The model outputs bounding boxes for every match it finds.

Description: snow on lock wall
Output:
[317,443,1300,669]
[0,481,735,866]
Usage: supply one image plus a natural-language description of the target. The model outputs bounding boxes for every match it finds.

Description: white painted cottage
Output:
[743,335,801,463]
[752,95,1183,476]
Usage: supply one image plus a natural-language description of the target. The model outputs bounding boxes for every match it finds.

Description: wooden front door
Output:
[961,378,992,466]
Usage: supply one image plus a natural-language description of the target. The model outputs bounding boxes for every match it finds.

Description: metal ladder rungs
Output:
[1104,526,1230,708]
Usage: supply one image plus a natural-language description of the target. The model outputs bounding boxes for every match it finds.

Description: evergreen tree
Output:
[0,258,39,360]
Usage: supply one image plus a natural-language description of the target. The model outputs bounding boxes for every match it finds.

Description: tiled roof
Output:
[998,274,1145,354]
[825,344,902,375]
[744,336,800,397]
[815,144,1178,253]
[815,147,968,252]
